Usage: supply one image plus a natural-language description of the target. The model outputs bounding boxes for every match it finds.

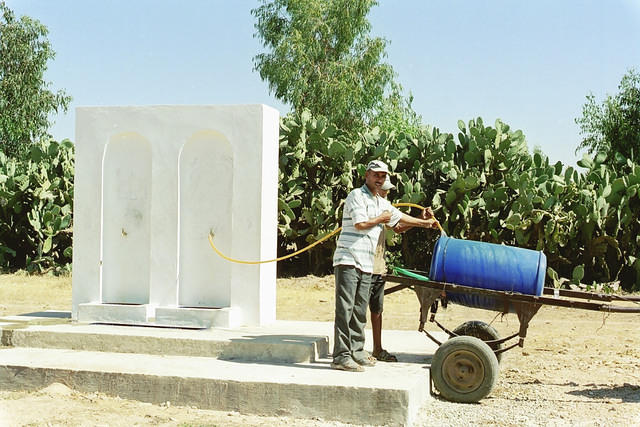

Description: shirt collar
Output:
[361,184,376,198]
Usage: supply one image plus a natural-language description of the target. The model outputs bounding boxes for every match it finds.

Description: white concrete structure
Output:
[72,105,279,327]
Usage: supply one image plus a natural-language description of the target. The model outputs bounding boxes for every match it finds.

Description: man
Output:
[331,160,439,372]
[369,175,434,362]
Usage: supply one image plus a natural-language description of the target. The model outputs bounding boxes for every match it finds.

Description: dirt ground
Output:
[1,273,639,426]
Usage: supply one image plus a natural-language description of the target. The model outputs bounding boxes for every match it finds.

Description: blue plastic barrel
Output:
[428,235,546,311]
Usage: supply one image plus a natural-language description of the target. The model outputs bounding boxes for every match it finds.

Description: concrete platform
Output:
[0,314,328,363]
[0,312,443,426]
[77,302,151,324]
[155,305,242,328]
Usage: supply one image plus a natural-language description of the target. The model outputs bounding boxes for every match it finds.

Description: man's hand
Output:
[421,207,434,220]
[426,218,440,229]
[393,223,412,233]
[378,210,392,224]
[354,210,393,231]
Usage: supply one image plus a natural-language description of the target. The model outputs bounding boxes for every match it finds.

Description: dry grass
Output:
[277,275,424,329]
[0,273,72,317]
[0,272,423,330]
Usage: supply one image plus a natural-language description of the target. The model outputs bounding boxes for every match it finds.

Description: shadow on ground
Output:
[567,383,640,403]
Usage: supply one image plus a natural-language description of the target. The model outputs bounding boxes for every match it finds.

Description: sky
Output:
[5,0,640,166]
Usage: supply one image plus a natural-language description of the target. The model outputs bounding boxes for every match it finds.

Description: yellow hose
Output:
[208,202,443,264]
[208,228,342,265]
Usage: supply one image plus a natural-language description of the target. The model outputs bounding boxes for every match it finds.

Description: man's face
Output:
[365,170,387,192]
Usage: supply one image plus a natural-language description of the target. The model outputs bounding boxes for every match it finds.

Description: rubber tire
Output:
[431,336,499,403]
[452,320,503,363]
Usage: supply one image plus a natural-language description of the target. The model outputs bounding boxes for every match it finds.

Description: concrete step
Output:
[0,344,434,426]
[0,312,445,425]
[0,313,329,363]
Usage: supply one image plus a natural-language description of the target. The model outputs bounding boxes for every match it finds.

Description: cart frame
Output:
[381,271,640,402]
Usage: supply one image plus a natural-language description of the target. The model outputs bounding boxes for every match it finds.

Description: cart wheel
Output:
[431,336,499,403]
[452,320,503,363]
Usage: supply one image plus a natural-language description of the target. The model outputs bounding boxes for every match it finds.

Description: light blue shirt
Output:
[333,185,402,273]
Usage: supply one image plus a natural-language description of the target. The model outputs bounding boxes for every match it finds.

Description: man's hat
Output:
[366,160,389,174]
[381,175,395,191]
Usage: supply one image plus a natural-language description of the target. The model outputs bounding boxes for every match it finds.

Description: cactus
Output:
[276,110,640,289]
[0,138,74,273]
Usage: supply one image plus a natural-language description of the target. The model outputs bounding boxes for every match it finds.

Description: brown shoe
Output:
[331,358,365,372]
[372,349,397,362]
[353,354,376,366]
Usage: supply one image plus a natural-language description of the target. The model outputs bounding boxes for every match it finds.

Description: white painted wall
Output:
[72,105,279,327]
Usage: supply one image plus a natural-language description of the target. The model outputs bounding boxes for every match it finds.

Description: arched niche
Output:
[101,132,152,304]
[178,130,233,307]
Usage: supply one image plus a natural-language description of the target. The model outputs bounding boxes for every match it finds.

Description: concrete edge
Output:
[0,363,421,426]
[0,326,330,364]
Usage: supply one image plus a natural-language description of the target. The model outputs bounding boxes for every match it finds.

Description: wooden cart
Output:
[383,269,640,403]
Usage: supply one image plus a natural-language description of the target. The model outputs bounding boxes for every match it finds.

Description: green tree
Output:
[252,0,395,130]
[0,2,71,157]
[373,81,424,137]
[575,69,640,164]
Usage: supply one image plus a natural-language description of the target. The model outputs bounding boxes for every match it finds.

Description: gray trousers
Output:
[332,265,372,362]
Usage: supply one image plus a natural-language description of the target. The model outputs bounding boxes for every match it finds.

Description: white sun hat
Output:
[381,175,395,190]
[366,160,390,174]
